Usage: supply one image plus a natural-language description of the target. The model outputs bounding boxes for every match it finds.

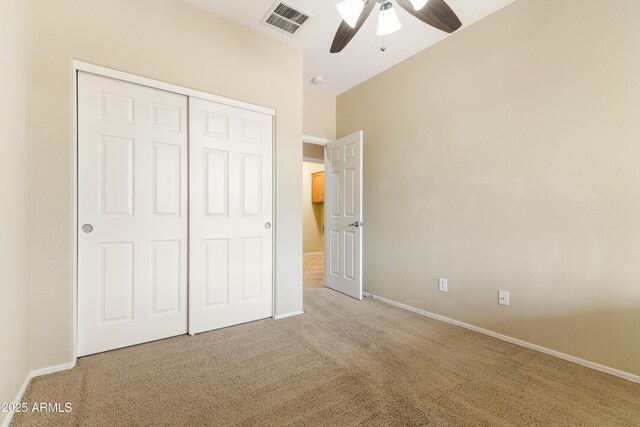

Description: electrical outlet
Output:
[439,278,448,293]
[499,290,510,306]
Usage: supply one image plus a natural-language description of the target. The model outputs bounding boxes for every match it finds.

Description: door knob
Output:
[264,222,271,229]
[81,224,93,233]
[348,221,361,228]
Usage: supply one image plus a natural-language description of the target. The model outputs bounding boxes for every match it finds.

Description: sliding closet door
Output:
[189,98,273,334]
[78,72,188,356]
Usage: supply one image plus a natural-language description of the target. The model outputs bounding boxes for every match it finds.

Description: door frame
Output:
[72,60,276,361]
[303,135,331,146]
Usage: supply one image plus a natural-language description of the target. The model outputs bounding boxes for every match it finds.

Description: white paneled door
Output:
[189,98,273,334]
[325,131,363,300]
[78,72,188,356]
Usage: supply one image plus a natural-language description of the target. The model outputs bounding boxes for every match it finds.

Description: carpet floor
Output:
[303,253,324,289]
[12,289,640,426]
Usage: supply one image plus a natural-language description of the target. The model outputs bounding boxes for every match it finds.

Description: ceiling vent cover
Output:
[262,1,313,36]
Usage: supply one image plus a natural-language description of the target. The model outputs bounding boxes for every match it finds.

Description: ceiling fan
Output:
[331,0,462,53]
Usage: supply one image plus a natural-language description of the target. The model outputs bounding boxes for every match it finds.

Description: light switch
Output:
[439,278,448,293]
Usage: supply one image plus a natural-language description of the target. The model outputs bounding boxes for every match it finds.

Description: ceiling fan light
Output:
[408,0,429,10]
[376,4,402,36]
[337,0,364,28]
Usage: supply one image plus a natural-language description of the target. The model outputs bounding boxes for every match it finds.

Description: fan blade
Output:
[396,0,461,33]
[330,0,376,53]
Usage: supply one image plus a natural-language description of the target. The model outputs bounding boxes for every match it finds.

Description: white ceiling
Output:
[184,0,515,95]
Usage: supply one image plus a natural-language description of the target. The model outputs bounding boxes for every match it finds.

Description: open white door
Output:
[324,131,363,300]
[189,97,274,334]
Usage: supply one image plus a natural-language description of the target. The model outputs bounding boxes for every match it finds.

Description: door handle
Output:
[264,222,271,229]
[81,224,93,233]
[348,221,362,228]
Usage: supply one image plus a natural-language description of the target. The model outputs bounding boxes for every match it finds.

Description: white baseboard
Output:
[273,310,304,320]
[1,374,31,427]
[29,361,76,378]
[1,361,76,427]
[370,294,640,384]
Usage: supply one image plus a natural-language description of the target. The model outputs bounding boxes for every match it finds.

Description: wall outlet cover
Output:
[499,290,510,306]
[439,278,448,293]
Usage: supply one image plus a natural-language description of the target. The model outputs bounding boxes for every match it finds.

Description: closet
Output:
[77,72,273,356]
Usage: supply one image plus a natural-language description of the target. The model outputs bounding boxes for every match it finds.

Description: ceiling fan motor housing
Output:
[331,0,462,53]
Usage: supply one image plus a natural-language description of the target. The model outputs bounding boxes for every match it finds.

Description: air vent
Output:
[262,2,313,36]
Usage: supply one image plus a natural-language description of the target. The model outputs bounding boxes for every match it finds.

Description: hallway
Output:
[303,253,324,289]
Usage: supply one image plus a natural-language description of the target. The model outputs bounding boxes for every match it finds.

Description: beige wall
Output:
[29,0,303,371]
[304,89,336,140]
[302,89,336,253]
[302,89,333,253]
[303,142,324,162]
[303,162,325,253]
[0,0,31,423]
[338,0,640,376]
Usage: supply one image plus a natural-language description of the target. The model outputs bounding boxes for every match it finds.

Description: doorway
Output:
[302,132,363,299]
[303,141,325,289]
[302,157,325,289]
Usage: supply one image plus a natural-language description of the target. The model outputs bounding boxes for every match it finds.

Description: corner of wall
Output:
[303,89,336,141]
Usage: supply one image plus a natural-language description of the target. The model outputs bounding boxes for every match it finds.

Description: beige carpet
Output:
[303,253,324,289]
[13,289,640,426]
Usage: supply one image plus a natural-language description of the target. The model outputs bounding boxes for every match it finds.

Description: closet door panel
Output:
[189,98,273,334]
[78,72,188,356]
